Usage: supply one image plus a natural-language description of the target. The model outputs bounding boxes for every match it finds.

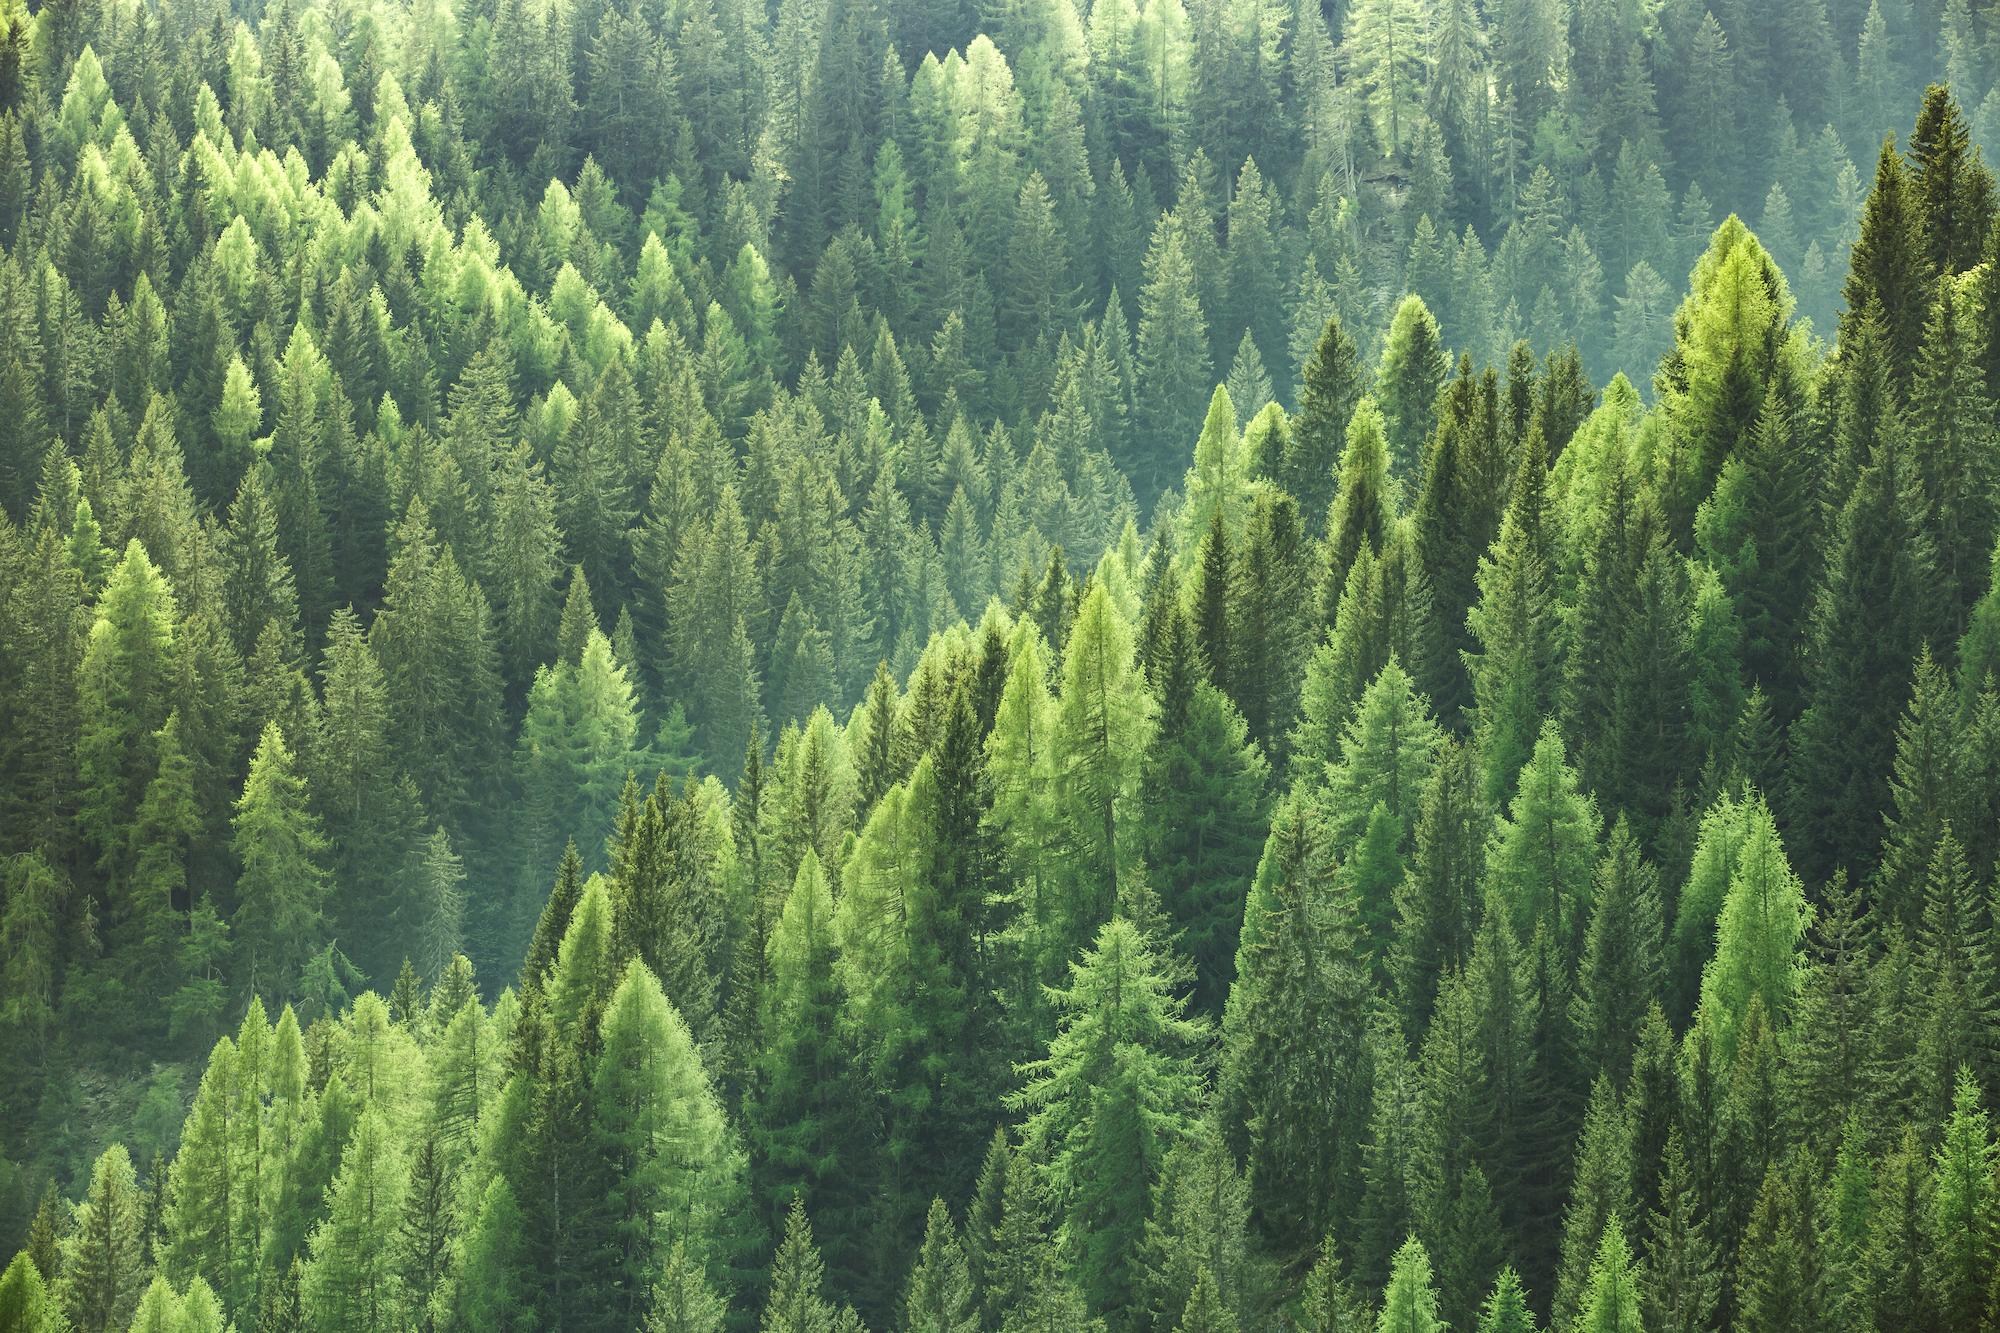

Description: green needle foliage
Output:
[0,11,1996,1332]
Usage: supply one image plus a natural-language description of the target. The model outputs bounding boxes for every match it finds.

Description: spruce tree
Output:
[1571,820,1665,1084]
[58,1144,146,1333]
[1375,297,1447,482]
[1573,1218,1643,1333]
[761,1198,837,1333]
[1286,314,1364,529]
[1012,918,1205,1315]
[1222,793,1371,1266]
[1920,1069,1997,1327]
[1464,431,1560,806]
[592,960,744,1314]
[1694,797,1810,1063]
[77,539,179,867]
[904,1198,979,1333]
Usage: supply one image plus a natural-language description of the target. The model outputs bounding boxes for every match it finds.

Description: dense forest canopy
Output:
[3,0,2000,1329]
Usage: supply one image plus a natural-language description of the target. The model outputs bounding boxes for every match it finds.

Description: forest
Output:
[2,0,2000,1328]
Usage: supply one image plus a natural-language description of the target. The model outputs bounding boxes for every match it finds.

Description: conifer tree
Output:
[592,960,744,1313]
[1012,918,1204,1315]
[125,710,203,1015]
[1484,722,1600,961]
[1135,224,1211,498]
[302,1105,408,1333]
[231,722,330,1004]
[750,849,866,1270]
[1640,1132,1720,1333]
[1571,820,1664,1084]
[1464,431,1560,806]
[1549,1078,1633,1332]
[1908,84,1995,277]
[1375,297,1447,482]
[762,1198,837,1333]
[1573,1218,1642,1333]
[1052,583,1154,957]
[1229,487,1313,756]
[1387,743,1483,1035]
[645,1241,728,1333]
[77,539,179,866]
[1285,315,1364,529]
[1694,797,1810,1062]
[1921,1068,1997,1329]
[904,1198,979,1333]
[1223,794,1370,1266]
[1375,1237,1444,1333]
[1136,1117,1260,1330]
[1411,361,1504,722]
[1140,609,1269,1009]
[1321,398,1394,629]
[0,1253,64,1333]
[1473,1267,1536,1333]
[1734,1156,1829,1333]
[58,1144,146,1333]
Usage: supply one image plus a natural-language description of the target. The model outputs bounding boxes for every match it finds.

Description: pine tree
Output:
[0,1253,64,1333]
[1571,819,1665,1084]
[1484,722,1600,961]
[1137,1117,1260,1330]
[1222,794,1371,1267]
[77,539,180,867]
[124,709,203,1017]
[1843,136,1930,382]
[592,960,744,1314]
[1694,797,1810,1063]
[1550,1078,1633,1331]
[1908,83,1995,278]
[1375,297,1447,482]
[1321,398,1394,630]
[750,849,867,1273]
[1387,743,1483,1035]
[396,1134,454,1333]
[1135,223,1212,499]
[1473,1267,1536,1333]
[1140,611,1269,1009]
[1735,1156,1828,1333]
[646,1241,729,1333]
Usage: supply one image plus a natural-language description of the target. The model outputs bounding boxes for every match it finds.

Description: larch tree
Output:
[77,539,179,867]
[1693,796,1810,1063]
[301,1105,408,1333]
[1052,581,1155,961]
[230,722,330,1005]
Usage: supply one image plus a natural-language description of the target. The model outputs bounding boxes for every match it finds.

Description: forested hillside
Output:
[4,0,2000,1329]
